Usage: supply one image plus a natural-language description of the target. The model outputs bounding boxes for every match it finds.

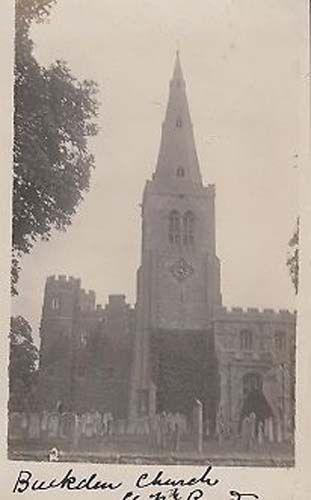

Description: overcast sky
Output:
[12,0,304,341]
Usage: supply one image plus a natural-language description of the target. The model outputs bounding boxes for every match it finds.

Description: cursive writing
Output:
[136,466,219,489]
[229,491,259,500]
[13,469,122,493]
[12,467,260,499]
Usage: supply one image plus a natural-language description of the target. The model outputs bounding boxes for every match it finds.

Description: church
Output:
[38,53,295,437]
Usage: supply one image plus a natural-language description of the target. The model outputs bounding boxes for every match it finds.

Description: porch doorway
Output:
[239,372,273,433]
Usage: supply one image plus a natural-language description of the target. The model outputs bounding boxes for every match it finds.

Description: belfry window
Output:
[176,117,182,128]
[240,329,253,350]
[169,210,181,243]
[183,211,195,244]
[51,297,60,310]
[177,166,185,177]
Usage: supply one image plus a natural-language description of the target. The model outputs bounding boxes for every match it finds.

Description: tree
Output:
[13,0,99,294]
[9,316,39,411]
[286,217,299,295]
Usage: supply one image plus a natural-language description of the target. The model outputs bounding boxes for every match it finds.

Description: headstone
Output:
[249,412,256,450]
[276,418,283,443]
[41,411,49,432]
[149,383,157,417]
[193,400,203,453]
[264,418,269,439]
[48,412,59,438]
[85,412,95,438]
[28,413,40,439]
[155,414,161,450]
[149,415,157,449]
[216,407,225,445]
[94,411,102,436]
[258,421,264,446]
[73,414,81,449]
[60,412,75,439]
[241,416,251,450]
[81,413,87,435]
[172,422,180,453]
[159,412,168,451]
[268,417,274,442]
[8,412,23,440]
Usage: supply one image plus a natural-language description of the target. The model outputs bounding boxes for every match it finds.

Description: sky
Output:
[12,0,304,342]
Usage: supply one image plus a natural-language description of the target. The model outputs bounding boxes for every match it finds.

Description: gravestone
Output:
[193,399,203,453]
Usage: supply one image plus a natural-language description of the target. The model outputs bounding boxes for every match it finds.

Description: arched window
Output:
[80,331,88,347]
[240,329,253,350]
[243,372,262,397]
[51,297,60,310]
[176,117,182,128]
[176,166,185,177]
[275,331,286,351]
[169,210,181,243]
[183,211,195,244]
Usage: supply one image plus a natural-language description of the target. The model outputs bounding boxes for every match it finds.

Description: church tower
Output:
[130,53,222,418]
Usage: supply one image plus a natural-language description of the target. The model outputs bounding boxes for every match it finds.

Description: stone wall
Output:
[213,306,295,436]
[39,276,134,416]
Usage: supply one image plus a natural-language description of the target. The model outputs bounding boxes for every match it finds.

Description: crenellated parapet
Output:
[46,274,81,288]
[42,275,136,325]
[213,304,296,431]
[213,304,296,370]
[214,305,296,324]
[79,288,96,312]
[44,275,99,315]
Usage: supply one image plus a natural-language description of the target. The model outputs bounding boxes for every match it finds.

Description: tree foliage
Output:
[286,217,299,295]
[13,0,99,294]
[9,316,39,411]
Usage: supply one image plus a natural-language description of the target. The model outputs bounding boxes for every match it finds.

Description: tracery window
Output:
[183,211,195,244]
[240,329,253,350]
[169,210,181,243]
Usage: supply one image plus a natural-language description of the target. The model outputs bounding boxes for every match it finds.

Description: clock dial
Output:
[170,257,194,282]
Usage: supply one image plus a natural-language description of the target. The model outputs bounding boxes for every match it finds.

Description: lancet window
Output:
[240,329,253,350]
[183,211,195,244]
[168,210,181,243]
[51,297,60,310]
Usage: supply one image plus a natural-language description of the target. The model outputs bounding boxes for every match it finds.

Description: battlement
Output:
[44,276,135,319]
[46,274,81,288]
[79,288,96,311]
[214,305,296,322]
[206,184,216,195]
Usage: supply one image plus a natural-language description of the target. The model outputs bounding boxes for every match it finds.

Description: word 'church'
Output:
[39,53,295,436]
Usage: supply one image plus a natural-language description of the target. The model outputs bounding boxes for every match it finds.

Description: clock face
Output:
[170,257,194,282]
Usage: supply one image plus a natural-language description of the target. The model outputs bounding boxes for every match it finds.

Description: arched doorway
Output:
[239,372,273,433]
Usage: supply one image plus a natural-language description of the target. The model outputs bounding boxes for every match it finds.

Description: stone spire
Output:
[172,50,183,80]
[154,52,203,188]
